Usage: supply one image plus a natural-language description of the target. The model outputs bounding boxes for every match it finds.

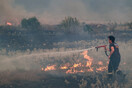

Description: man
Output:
[107,35,121,79]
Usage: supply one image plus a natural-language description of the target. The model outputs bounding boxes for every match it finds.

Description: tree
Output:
[21,17,41,30]
[21,18,28,29]
[60,16,80,34]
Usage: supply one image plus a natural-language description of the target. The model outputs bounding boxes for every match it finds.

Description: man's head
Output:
[108,35,115,43]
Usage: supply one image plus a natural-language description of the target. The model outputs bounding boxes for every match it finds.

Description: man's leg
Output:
[108,60,113,79]
[114,58,120,73]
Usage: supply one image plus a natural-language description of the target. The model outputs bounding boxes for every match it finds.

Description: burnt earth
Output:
[0,70,126,88]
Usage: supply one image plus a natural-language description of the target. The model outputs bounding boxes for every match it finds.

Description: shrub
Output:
[60,16,80,34]
[21,17,41,30]
[126,22,132,29]
[83,24,93,32]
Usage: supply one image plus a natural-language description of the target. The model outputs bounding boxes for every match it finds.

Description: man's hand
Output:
[108,55,110,59]
[105,47,109,51]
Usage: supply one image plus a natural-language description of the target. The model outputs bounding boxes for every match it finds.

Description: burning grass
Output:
[0,39,132,88]
[40,50,108,74]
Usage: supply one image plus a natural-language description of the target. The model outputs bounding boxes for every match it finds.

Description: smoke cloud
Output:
[0,0,132,24]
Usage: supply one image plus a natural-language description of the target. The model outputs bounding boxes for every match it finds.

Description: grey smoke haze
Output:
[0,0,132,24]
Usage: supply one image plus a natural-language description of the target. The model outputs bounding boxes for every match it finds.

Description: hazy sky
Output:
[0,0,132,24]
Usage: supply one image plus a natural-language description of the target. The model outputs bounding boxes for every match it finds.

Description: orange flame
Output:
[44,65,56,71]
[41,68,44,71]
[65,63,83,74]
[66,69,84,74]
[96,67,107,71]
[98,61,103,65]
[73,63,82,68]
[6,22,12,26]
[41,50,108,74]
[81,51,93,70]
[60,66,68,70]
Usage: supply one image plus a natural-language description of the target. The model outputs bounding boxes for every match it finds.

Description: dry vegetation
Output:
[0,17,132,88]
[0,39,132,88]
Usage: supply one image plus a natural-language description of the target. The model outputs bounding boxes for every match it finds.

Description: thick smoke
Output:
[0,0,34,25]
[0,0,132,24]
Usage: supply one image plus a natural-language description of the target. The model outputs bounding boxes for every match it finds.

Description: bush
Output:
[126,22,132,29]
[83,24,93,32]
[60,16,80,34]
[21,17,41,30]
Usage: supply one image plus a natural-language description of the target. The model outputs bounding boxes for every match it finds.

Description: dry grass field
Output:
[0,39,132,88]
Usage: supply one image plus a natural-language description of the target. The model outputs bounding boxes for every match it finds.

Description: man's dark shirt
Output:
[109,43,121,59]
